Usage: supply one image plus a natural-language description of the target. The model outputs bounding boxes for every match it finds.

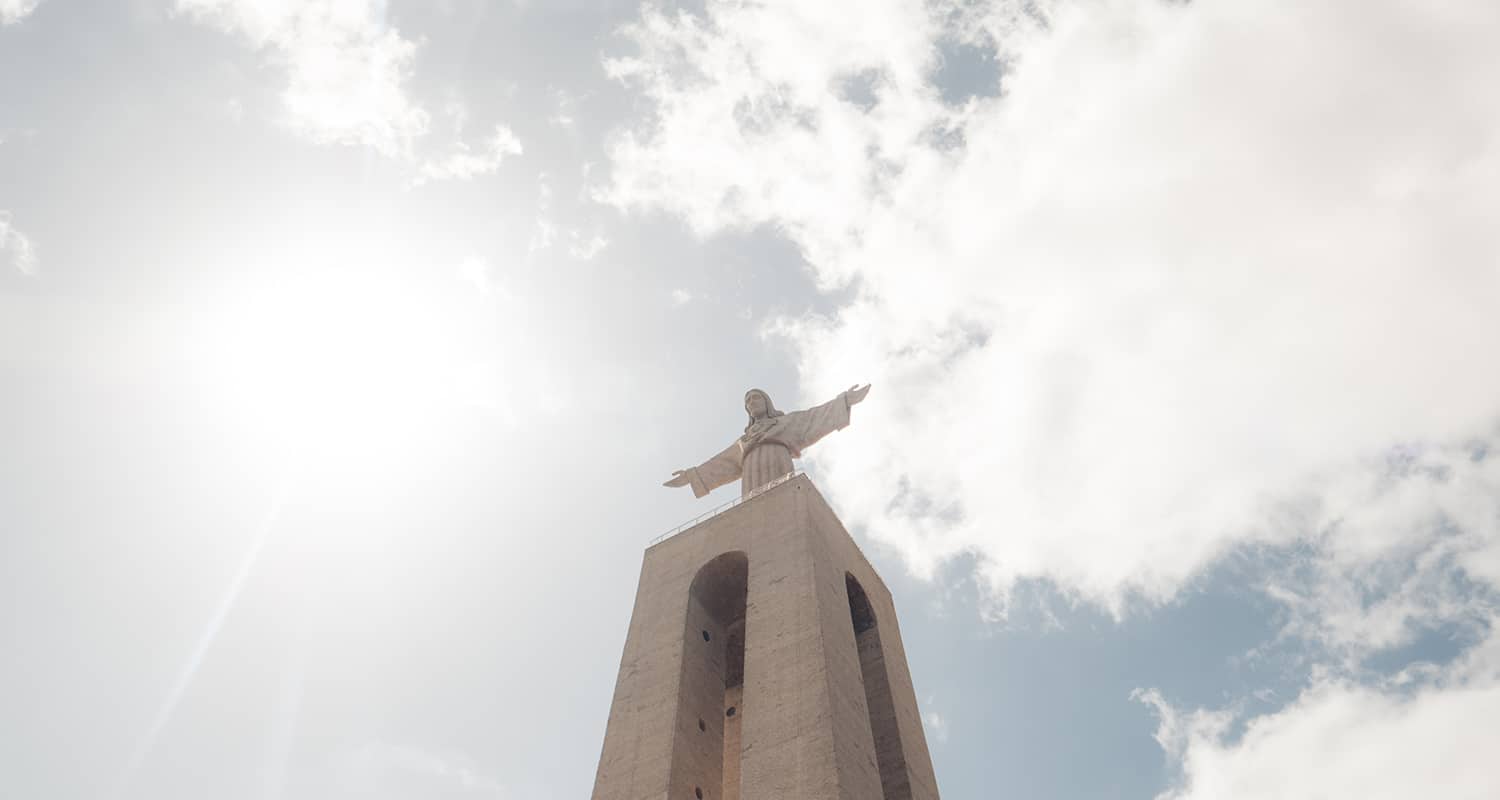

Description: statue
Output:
[663,385,871,498]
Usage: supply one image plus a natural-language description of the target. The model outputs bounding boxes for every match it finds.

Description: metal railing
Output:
[648,471,800,547]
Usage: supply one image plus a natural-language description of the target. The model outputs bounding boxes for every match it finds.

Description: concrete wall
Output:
[590,475,941,800]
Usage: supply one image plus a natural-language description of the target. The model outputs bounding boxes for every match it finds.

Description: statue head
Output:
[744,388,784,431]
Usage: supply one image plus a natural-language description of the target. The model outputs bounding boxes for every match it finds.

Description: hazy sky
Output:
[3,1,1499,798]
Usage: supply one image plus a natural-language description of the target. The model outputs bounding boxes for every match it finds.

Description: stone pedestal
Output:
[591,474,940,799]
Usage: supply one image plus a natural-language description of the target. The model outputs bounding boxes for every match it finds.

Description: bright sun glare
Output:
[187,250,488,477]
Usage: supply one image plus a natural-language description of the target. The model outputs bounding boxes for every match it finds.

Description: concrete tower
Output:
[591,473,940,799]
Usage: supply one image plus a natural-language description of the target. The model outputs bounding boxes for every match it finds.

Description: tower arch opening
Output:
[673,552,749,800]
[847,572,910,799]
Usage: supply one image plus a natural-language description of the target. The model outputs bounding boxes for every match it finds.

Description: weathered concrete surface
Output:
[591,474,940,799]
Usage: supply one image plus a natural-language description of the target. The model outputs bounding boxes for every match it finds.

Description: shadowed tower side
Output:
[848,573,910,799]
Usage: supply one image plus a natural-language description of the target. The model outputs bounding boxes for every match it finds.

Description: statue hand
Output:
[845,383,872,406]
[663,469,693,488]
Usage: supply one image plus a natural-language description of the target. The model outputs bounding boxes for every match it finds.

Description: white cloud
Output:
[0,0,40,25]
[567,231,609,261]
[1262,440,1500,664]
[602,0,951,269]
[176,0,431,157]
[604,0,1500,613]
[415,124,523,185]
[549,88,579,132]
[457,255,498,297]
[527,173,606,260]
[1138,652,1500,800]
[922,703,949,744]
[222,96,246,123]
[528,173,557,254]
[177,1,525,183]
[0,211,38,275]
[528,217,557,255]
[670,288,693,306]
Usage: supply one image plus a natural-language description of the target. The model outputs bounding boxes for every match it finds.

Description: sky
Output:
[2,0,1499,798]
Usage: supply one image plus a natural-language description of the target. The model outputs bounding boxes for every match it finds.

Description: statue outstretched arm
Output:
[662,440,742,498]
[785,384,871,452]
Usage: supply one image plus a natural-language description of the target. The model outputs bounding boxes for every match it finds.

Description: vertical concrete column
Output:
[736,485,885,799]
[591,545,690,799]
[809,493,941,800]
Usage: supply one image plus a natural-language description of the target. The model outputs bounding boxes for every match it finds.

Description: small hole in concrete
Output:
[725,706,736,717]
[702,630,711,642]
[698,719,706,732]
[695,788,703,799]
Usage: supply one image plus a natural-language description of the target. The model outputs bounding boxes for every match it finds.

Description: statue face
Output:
[745,392,768,418]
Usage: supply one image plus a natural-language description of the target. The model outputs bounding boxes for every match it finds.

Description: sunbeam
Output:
[113,481,293,798]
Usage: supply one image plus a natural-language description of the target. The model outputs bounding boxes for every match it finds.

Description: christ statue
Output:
[663,384,871,498]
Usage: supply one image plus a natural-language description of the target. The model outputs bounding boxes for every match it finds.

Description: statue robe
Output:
[685,391,853,498]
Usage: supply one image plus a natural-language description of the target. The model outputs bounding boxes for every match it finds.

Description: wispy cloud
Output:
[922,700,949,744]
[0,0,41,26]
[549,88,579,132]
[528,172,608,260]
[567,231,609,261]
[457,255,500,297]
[528,173,557,254]
[0,211,38,275]
[415,124,523,185]
[175,0,520,184]
[176,0,431,157]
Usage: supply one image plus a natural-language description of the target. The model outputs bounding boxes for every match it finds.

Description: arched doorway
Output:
[673,552,749,800]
